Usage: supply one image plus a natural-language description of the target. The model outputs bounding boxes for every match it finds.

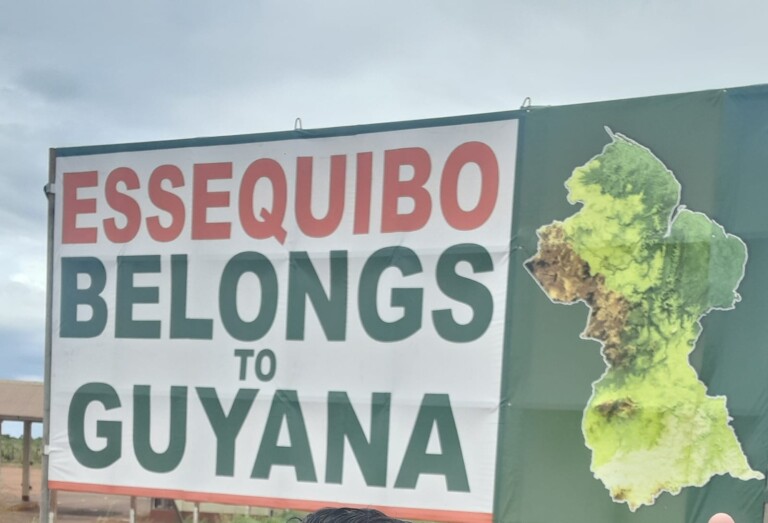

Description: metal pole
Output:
[0,419,3,493]
[48,489,57,523]
[129,496,137,523]
[193,502,200,523]
[40,148,56,523]
[22,420,31,502]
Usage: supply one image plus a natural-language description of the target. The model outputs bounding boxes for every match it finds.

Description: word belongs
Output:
[60,244,494,343]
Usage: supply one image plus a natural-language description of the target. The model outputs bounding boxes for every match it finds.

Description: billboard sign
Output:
[48,119,519,523]
[47,85,768,522]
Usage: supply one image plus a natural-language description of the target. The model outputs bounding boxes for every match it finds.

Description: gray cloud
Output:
[1,0,768,380]
[16,68,84,103]
[0,327,43,381]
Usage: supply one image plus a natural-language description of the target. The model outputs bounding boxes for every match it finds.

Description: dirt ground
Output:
[0,465,150,522]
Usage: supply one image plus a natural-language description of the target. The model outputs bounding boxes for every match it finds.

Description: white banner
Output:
[49,119,518,522]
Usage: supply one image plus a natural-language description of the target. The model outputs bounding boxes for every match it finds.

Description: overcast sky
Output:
[1,0,767,434]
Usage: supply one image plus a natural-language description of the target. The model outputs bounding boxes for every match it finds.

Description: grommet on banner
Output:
[294,117,303,130]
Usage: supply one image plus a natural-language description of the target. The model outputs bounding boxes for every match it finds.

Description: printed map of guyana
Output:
[525,132,763,510]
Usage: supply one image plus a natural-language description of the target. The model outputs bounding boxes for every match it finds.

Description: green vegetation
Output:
[528,133,762,510]
[0,434,43,465]
[181,513,301,523]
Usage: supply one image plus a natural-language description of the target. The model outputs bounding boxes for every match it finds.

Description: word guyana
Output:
[69,384,470,491]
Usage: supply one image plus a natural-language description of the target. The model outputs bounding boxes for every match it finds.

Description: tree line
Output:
[0,435,43,465]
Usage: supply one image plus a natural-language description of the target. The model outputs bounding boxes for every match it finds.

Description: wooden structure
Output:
[0,380,44,502]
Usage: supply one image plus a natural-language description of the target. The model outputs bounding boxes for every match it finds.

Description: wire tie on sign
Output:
[294,117,303,131]
[520,97,532,110]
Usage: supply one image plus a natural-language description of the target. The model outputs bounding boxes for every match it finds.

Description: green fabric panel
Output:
[495,87,768,522]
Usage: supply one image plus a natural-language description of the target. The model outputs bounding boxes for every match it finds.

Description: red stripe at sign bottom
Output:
[48,481,492,523]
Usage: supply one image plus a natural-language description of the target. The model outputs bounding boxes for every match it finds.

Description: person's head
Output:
[708,514,735,523]
[301,507,410,523]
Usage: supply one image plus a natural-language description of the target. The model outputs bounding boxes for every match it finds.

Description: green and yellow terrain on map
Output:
[526,132,763,510]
